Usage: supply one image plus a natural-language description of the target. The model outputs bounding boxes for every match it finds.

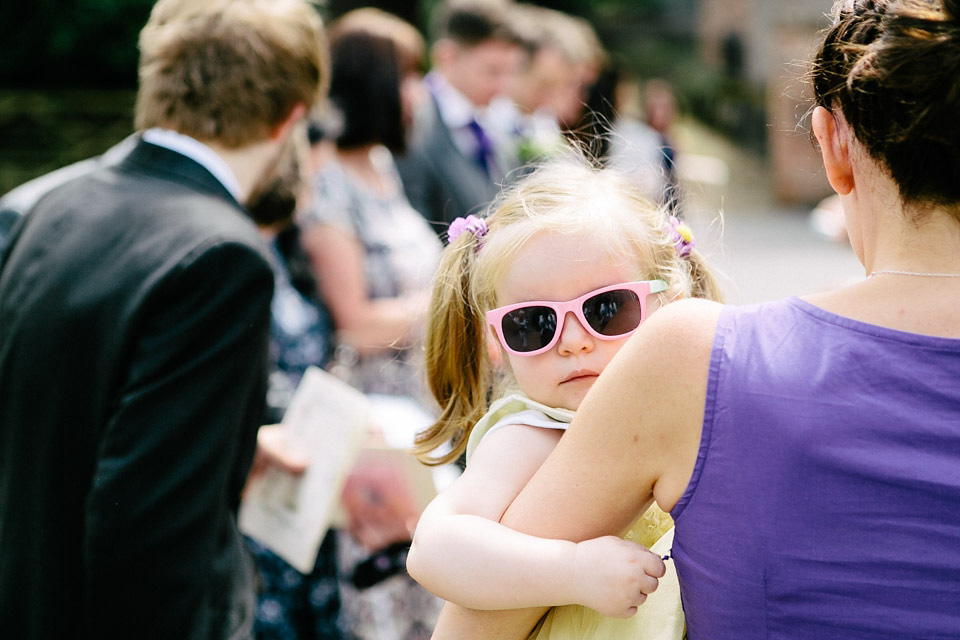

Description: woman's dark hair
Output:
[328,29,406,153]
[565,63,620,163]
[246,135,302,227]
[811,0,960,206]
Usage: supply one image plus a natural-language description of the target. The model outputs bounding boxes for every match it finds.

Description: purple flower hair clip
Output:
[447,215,488,250]
[666,215,695,258]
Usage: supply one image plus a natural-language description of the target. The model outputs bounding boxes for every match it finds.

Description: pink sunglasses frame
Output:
[485,280,668,357]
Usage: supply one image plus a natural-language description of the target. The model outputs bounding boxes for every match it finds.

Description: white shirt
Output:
[465,393,574,462]
[424,71,501,176]
[486,95,565,169]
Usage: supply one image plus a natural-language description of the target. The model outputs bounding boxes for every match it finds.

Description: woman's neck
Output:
[867,205,960,276]
[807,196,960,338]
[336,145,375,166]
[336,145,392,195]
[845,158,960,276]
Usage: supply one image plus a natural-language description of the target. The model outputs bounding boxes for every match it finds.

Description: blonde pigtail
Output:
[412,239,493,465]
[684,249,725,303]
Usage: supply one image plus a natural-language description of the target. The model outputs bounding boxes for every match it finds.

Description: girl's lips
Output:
[561,370,599,384]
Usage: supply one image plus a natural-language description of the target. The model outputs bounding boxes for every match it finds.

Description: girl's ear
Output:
[485,326,503,369]
[812,106,855,196]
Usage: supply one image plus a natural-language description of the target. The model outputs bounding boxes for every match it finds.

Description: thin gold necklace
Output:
[868,269,960,278]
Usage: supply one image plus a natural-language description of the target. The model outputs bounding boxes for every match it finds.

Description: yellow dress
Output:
[530,506,684,639]
[466,395,686,640]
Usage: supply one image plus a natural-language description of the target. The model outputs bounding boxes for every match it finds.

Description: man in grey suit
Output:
[0,1,326,638]
[397,0,523,234]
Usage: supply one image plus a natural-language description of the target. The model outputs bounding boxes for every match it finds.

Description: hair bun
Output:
[945,0,960,22]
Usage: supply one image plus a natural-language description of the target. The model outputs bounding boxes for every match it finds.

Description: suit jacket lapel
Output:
[422,98,498,207]
[122,137,241,209]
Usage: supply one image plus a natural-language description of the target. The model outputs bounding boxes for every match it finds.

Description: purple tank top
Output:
[672,297,960,639]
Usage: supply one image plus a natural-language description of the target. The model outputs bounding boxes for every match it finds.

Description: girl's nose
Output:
[556,311,594,355]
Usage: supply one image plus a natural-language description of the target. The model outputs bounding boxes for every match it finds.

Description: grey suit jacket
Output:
[396,96,502,235]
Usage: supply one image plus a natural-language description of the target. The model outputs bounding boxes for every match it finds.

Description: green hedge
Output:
[1,0,155,88]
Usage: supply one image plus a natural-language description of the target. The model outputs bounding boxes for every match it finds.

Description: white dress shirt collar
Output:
[425,71,481,130]
[142,128,242,202]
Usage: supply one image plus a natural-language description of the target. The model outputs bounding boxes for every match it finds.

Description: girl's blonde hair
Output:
[413,156,722,465]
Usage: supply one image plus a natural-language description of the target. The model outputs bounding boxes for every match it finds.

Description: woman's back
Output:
[674,297,960,638]
[303,150,441,397]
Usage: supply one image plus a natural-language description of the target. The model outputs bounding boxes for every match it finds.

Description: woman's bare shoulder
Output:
[623,298,723,369]
[654,297,725,330]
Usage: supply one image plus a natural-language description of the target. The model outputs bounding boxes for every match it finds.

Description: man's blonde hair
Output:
[135,0,328,148]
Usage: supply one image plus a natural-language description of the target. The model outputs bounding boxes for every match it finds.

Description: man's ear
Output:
[812,105,854,195]
[270,103,307,142]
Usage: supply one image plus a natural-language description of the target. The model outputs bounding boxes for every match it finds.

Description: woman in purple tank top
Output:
[435,1,960,638]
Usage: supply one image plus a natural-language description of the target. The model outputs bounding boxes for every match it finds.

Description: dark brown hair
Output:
[812,0,960,206]
[246,132,303,227]
[328,29,406,153]
[429,0,518,47]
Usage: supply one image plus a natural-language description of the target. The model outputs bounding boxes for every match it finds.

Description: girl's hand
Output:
[571,536,666,618]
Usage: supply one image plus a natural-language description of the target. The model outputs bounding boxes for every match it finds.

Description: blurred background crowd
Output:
[1,0,841,208]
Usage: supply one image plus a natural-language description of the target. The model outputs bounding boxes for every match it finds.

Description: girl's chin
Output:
[556,384,594,411]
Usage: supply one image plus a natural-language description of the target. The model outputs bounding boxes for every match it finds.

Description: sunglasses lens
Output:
[501,306,557,353]
[582,289,643,337]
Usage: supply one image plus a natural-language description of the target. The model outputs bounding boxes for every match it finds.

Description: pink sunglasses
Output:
[485,280,667,357]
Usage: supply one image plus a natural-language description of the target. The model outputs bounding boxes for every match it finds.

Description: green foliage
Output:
[0,90,136,194]
[0,0,766,191]
[412,0,667,31]
[1,0,154,87]
[526,0,667,21]
[1,0,674,86]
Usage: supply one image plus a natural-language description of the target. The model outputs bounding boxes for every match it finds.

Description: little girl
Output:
[406,157,722,639]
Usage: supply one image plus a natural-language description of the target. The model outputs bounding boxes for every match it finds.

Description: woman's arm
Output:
[300,223,426,353]
[507,299,718,533]
[408,423,663,616]
[437,299,721,636]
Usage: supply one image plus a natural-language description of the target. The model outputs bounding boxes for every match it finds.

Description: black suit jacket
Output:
[0,138,273,639]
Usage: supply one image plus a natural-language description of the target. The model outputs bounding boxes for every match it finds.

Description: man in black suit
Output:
[0,1,326,638]
[0,135,138,258]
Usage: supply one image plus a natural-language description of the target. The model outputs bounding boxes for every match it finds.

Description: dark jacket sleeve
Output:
[395,147,444,234]
[82,238,273,639]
